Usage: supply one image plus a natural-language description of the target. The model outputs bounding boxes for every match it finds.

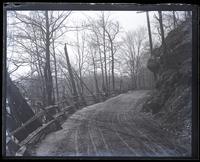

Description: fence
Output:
[6,90,125,156]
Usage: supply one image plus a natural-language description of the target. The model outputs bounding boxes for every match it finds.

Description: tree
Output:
[44,11,54,105]
[64,44,79,109]
[102,12,109,96]
[146,11,153,56]
[146,11,157,81]
[84,18,106,94]
[122,27,146,89]
[137,11,153,56]
[88,42,100,99]
[84,12,121,95]
[8,11,71,106]
[158,11,167,55]
[73,27,88,105]
[52,38,59,103]
[104,21,120,92]
[173,11,177,29]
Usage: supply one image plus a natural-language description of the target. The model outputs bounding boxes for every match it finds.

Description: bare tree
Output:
[122,27,146,89]
[104,21,120,92]
[8,11,71,106]
[88,42,100,99]
[146,11,153,56]
[158,11,166,55]
[84,12,120,95]
[84,19,106,94]
[173,11,177,29]
[73,27,88,99]
[44,11,54,105]
[64,44,79,109]
[102,12,109,96]
[52,39,59,102]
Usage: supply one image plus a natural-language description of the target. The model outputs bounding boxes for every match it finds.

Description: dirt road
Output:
[34,90,189,157]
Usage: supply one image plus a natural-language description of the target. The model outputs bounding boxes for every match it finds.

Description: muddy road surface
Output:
[34,90,189,157]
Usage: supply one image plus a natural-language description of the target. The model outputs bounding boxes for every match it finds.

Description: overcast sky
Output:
[59,11,156,64]
[7,11,151,78]
[70,11,154,31]
[6,10,166,79]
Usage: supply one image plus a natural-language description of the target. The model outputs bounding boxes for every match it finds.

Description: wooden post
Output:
[40,106,62,130]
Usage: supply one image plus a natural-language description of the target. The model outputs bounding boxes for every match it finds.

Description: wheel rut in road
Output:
[34,90,188,157]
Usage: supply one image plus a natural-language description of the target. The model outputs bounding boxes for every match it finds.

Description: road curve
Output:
[34,90,189,157]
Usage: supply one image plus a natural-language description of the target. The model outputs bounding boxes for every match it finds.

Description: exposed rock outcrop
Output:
[142,19,192,154]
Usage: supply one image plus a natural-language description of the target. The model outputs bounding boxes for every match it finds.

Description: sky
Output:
[57,11,155,65]
[7,10,156,80]
[70,11,152,31]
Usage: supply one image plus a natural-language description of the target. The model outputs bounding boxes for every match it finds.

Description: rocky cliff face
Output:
[142,19,192,153]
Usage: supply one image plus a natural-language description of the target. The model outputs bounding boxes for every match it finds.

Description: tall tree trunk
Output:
[108,52,111,94]
[173,11,177,29]
[44,11,54,106]
[36,50,46,105]
[131,74,134,90]
[97,37,105,93]
[52,40,59,103]
[146,11,153,56]
[119,77,123,92]
[110,40,115,92]
[93,30,105,93]
[102,12,108,96]
[79,71,84,95]
[158,11,166,55]
[64,44,79,109]
[92,51,100,99]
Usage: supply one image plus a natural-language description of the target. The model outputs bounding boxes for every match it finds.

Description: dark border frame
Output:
[2,2,199,160]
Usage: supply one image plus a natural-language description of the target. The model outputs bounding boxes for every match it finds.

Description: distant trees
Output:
[6,11,191,151]
[7,10,158,106]
[84,12,121,95]
[7,10,188,114]
[89,42,100,97]
[104,20,120,92]
[122,27,147,89]
[84,16,106,95]
[73,27,88,104]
